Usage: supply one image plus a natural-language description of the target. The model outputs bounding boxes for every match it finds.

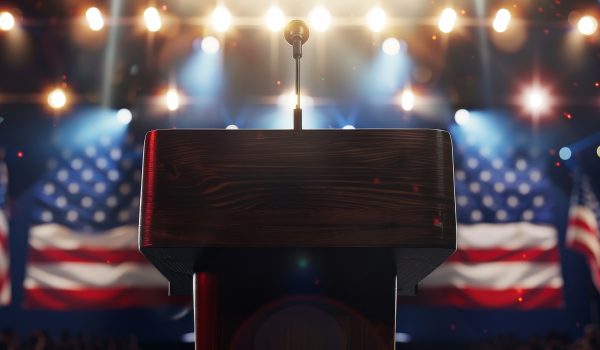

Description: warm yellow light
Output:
[309,6,331,32]
[522,85,551,115]
[86,7,104,31]
[48,88,67,110]
[165,89,180,111]
[438,8,457,33]
[578,15,598,36]
[0,11,15,31]
[367,7,386,33]
[400,88,414,111]
[493,9,511,33]
[212,6,232,32]
[144,7,161,32]
[265,6,285,32]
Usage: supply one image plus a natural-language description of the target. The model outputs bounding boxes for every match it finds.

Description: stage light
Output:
[0,11,15,31]
[165,89,180,111]
[523,86,550,114]
[265,6,285,32]
[438,8,457,33]
[201,36,220,54]
[48,88,67,110]
[211,6,232,33]
[144,7,161,32]
[309,6,331,32]
[597,145,600,158]
[382,37,400,55]
[86,7,104,31]
[342,125,355,129]
[454,109,470,125]
[577,15,598,36]
[116,108,132,125]
[493,9,511,33]
[559,147,572,160]
[278,90,313,110]
[399,88,414,111]
[367,7,386,33]
[226,124,238,129]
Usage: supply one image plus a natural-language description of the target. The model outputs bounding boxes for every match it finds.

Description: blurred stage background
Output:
[1,0,600,348]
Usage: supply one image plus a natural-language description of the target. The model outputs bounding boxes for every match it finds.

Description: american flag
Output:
[411,129,563,309]
[566,175,600,290]
[0,152,10,306]
[23,132,170,309]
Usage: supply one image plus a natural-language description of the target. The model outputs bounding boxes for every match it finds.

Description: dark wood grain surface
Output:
[139,129,456,248]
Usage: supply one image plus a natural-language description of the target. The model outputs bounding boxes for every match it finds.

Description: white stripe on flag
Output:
[420,262,563,289]
[29,224,137,250]
[458,222,557,250]
[24,262,166,289]
[569,206,599,231]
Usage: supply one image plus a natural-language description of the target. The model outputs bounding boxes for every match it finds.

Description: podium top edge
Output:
[146,128,452,135]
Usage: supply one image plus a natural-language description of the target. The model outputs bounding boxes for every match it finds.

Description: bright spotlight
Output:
[0,11,15,31]
[522,85,551,115]
[116,108,132,125]
[342,125,355,129]
[367,7,386,33]
[559,147,572,160]
[265,6,285,32]
[382,37,401,55]
[309,6,332,32]
[438,8,457,33]
[399,88,415,111]
[48,88,67,110]
[596,145,600,158]
[578,15,598,36]
[201,36,220,54]
[226,124,239,130]
[165,89,180,111]
[86,7,104,31]
[144,7,161,32]
[454,109,470,125]
[212,6,232,32]
[278,90,313,110]
[493,9,511,33]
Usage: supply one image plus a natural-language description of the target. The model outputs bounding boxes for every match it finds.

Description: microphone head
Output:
[284,19,310,45]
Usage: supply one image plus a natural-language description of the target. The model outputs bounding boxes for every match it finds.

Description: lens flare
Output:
[144,7,161,32]
[438,8,457,33]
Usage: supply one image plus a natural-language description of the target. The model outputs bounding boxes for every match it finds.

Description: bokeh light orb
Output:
[382,37,400,55]
[454,109,471,125]
[48,88,67,110]
[265,6,285,32]
[559,147,572,160]
[116,108,132,125]
[0,11,15,31]
[493,9,511,33]
[226,124,239,130]
[438,8,457,33]
[578,15,598,36]
[201,36,220,54]
[144,7,161,32]
[400,88,414,111]
[367,7,386,33]
[597,145,600,158]
[212,6,232,32]
[165,89,180,111]
[86,7,104,31]
[342,125,355,129]
[309,6,331,32]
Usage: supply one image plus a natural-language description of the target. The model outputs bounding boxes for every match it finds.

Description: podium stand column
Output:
[194,272,219,350]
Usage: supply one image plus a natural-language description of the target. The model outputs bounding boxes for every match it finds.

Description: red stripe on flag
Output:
[28,248,148,264]
[0,230,8,254]
[24,287,191,310]
[400,287,563,310]
[567,239,600,264]
[569,217,599,236]
[447,248,560,263]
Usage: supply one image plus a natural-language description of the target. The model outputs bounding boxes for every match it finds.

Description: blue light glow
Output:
[559,147,572,160]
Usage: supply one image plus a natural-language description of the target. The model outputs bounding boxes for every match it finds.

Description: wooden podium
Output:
[139,129,456,350]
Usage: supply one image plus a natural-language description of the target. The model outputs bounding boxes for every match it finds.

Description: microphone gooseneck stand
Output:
[284,19,310,131]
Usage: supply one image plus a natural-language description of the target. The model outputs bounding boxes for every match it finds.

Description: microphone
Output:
[284,19,310,59]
